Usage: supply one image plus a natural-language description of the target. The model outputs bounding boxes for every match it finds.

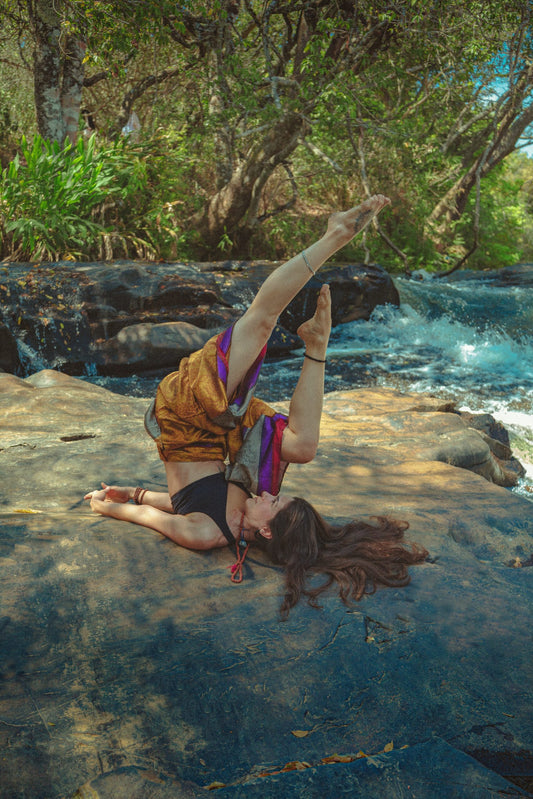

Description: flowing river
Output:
[83,274,533,501]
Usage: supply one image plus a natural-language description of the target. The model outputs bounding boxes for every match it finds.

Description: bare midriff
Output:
[164,459,226,498]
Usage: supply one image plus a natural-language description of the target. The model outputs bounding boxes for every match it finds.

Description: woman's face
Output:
[245,491,293,536]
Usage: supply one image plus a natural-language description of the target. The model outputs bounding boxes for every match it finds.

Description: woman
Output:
[85,196,427,617]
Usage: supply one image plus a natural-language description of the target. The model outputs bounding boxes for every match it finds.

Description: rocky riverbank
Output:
[0,260,399,376]
[1,371,531,797]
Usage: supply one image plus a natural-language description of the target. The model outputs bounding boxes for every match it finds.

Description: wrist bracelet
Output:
[133,487,147,505]
[304,353,326,364]
[301,250,316,276]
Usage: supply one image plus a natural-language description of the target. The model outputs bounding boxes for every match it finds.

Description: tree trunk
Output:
[61,36,86,145]
[189,111,308,248]
[29,0,65,143]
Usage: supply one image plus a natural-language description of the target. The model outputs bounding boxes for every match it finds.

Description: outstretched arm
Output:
[92,483,173,513]
[281,284,331,464]
[83,489,218,550]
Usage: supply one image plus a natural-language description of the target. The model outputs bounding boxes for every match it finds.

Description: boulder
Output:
[96,321,214,374]
[316,393,525,487]
[0,373,531,798]
[0,323,19,373]
[280,263,399,333]
[93,321,302,373]
[447,263,533,287]
[0,260,399,377]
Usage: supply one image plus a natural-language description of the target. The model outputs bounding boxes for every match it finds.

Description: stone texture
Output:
[279,263,399,333]
[0,373,532,798]
[0,323,20,373]
[73,739,531,798]
[316,390,525,488]
[0,260,399,376]
[97,321,214,373]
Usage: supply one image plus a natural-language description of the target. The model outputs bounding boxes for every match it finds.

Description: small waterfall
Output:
[16,339,50,375]
[84,362,99,377]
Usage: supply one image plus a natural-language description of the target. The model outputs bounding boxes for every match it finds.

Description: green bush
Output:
[0,134,150,261]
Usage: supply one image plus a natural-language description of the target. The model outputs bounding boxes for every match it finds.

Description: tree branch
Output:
[435,160,482,278]
[298,137,343,173]
[83,49,137,88]
[347,113,409,271]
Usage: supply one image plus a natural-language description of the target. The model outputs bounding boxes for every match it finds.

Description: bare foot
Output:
[297,284,331,358]
[327,194,390,247]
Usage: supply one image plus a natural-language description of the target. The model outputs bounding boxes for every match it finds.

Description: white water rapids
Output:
[258,276,533,501]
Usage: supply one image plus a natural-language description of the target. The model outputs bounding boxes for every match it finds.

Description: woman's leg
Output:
[226,195,389,397]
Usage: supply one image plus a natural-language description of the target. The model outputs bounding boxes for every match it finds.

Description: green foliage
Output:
[503,152,533,262]
[461,156,532,269]
[0,134,151,260]
[0,0,532,268]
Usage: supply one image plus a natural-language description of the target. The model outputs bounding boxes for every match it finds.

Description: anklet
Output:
[301,250,316,276]
[304,353,326,364]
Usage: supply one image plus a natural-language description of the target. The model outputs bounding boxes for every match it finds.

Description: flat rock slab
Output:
[0,373,532,798]
[73,739,530,798]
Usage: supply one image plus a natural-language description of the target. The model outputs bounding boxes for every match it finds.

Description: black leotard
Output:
[170,473,249,546]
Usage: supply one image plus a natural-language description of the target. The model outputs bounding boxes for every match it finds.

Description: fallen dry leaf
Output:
[281,761,312,772]
[321,754,355,764]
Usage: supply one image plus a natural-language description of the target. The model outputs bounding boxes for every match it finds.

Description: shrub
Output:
[0,134,150,261]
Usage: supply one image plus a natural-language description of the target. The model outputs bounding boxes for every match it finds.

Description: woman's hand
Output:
[83,487,109,515]
[99,482,131,503]
[83,482,131,514]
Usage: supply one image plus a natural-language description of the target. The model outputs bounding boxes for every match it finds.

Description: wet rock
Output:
[280,263,399,333]
[0,375,531,798]
[0,323,19,373]
[77,262,221,312]
[0,260,398,377]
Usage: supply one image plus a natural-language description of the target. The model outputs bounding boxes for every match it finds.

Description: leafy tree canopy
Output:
[0,0,531,268]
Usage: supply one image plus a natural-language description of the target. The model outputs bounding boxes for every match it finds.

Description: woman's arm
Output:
[94,483,173,513]
[84,489,220,550]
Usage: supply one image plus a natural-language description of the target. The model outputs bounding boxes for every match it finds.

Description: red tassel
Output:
[230,543,249,583]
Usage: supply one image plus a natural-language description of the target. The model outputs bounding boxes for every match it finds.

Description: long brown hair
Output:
[265,497,428,619]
